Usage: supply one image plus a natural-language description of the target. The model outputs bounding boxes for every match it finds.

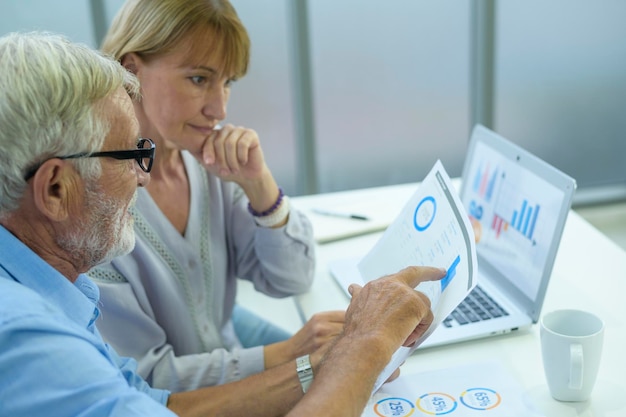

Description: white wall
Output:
[2,0,625,203]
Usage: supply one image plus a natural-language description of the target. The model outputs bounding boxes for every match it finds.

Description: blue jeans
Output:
[232,304,293,348]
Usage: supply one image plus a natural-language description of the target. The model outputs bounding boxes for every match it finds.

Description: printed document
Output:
[357,160,478,393]
[363,361,542,416]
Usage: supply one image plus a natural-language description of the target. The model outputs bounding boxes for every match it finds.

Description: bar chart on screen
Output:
[491,191,540,245]
[469,160,548,250]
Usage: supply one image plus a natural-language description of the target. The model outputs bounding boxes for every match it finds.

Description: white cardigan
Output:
[89,151,315,391]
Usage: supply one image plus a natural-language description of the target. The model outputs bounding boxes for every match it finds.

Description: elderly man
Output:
[0,32,444,417]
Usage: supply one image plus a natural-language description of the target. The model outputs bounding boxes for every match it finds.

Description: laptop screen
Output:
[460,125,576,306]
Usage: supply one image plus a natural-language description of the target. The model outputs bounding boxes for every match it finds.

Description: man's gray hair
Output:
[0,31,140,216]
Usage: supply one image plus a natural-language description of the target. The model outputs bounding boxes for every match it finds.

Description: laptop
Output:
[329,124,577,349]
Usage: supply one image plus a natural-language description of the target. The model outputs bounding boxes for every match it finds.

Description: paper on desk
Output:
[363,361,543,417]
[357,160,478,393]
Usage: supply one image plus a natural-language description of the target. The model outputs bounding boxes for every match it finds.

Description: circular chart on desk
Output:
[373,397,415,417]
[416,392,457,415]
[459,387,501,410]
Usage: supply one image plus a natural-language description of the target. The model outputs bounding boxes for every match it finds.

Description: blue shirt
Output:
[0,226,175,417]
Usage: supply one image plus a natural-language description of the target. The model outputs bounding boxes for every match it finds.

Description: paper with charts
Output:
[357,160,478,393]
[362,361,543,417]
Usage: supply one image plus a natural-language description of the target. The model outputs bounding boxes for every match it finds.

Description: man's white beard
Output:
[57,184,136,269]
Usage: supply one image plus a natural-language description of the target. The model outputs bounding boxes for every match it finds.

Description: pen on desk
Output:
[311,208,370,221]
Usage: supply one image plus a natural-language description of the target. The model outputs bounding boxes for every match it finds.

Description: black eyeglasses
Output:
[24,137,155,181]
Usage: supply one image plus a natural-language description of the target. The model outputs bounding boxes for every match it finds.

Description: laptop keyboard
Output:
[443,285,509,327]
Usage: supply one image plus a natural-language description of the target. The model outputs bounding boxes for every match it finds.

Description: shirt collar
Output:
[0,225,100,329]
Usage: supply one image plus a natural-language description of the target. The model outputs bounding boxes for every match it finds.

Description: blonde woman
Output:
[89,0,344,393]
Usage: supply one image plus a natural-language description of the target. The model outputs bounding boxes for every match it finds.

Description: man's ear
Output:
[31,159,76,222]
[120,52,141,75]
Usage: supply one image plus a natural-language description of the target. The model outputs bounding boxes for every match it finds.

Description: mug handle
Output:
[569,344,584,390]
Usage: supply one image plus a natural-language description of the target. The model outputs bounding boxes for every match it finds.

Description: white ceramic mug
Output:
[540,309,604,402]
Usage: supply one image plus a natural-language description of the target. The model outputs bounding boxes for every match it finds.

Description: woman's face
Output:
[129,38,235,154]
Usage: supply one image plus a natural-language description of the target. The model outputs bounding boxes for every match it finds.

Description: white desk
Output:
[291,183,626,417]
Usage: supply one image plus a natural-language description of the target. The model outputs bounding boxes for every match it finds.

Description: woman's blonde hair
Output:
[102,0,250,79]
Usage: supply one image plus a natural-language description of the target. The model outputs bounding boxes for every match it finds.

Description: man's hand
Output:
[285,266,447,417]
[346,266,446,352]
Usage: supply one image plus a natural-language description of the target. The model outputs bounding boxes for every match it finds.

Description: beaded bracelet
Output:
[248,188,290,228]
[253,196,290,228]
[247,188,284,217]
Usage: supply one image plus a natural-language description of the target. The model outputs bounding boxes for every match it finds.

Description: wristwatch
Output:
[296,354,314,393]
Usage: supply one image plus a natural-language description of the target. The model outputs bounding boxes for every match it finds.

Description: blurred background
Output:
[1,0,625,207]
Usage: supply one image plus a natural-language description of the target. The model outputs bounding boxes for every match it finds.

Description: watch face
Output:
[297,355,314,393]
[297,357,312,375]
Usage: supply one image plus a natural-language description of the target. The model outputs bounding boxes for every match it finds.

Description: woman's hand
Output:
[197,123,268,184]
[263,310,345,369]
[197,123,284,217]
